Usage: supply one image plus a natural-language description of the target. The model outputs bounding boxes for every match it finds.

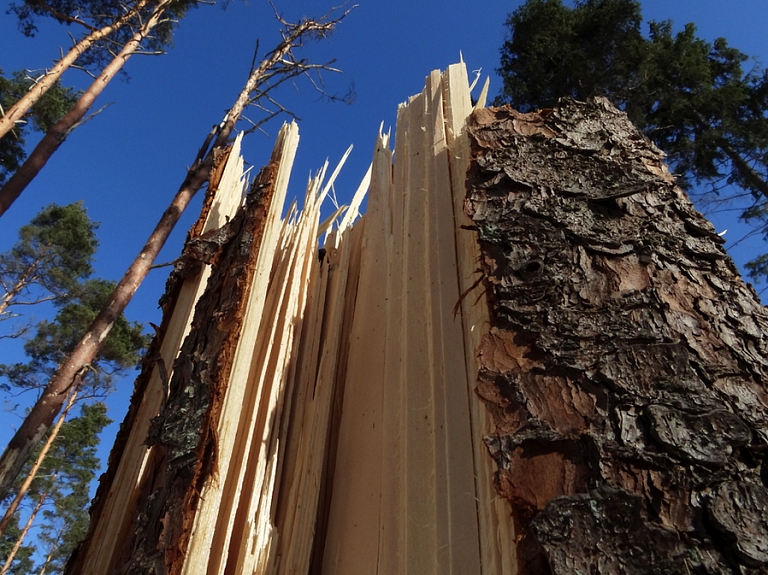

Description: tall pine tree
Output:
[31,404,111,575]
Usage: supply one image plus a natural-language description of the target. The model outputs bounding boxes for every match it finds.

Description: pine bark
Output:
[466,99,768,574]
[78,158,278,575]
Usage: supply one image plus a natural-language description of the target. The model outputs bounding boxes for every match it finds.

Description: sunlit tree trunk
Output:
[0,483,51,575]
[467,100,768,574]
[0,0,173,217]
[0,0,150,140]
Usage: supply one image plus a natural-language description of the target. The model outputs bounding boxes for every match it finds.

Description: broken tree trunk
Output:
[66,65,768,575]
[466,99,768,574]
[64,134,247,575]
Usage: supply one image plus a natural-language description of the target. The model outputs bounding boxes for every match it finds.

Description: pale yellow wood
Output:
[282,228,352,574]
[284,180,367,571]
[339,162,371,229]
[182,122,299,575]
[228,149,361,574]
[320,130,394,574]
[426,70,451,575]
[271,184,327,553]
[427,69,482,575]
[400,87,439,574]
[231,202,316,575]
[474,76,490,112]
[78,134,246,575]
[377,108,406,575]
[253,185,325,574]
[274,234,329,568]
[444,63,514,575]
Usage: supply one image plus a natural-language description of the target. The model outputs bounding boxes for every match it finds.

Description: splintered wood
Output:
[69,64,506,575]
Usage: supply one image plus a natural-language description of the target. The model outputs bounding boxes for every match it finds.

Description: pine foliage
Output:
[0,71,79,185]
[497,0,768,283]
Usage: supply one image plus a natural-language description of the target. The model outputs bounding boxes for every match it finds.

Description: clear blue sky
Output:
[1,0,767,495]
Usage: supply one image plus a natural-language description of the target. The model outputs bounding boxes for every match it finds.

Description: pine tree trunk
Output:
[466,99,768,574]
[0,385,78,538]
[0,0,150,140]
[0,483,50,575]
[0,0,173,217]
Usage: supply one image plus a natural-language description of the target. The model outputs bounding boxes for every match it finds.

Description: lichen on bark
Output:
[113,165,277,575]
[466,98,768,574]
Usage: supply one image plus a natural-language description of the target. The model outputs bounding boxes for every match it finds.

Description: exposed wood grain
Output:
[444,63,513,575]
[67,136,246,575]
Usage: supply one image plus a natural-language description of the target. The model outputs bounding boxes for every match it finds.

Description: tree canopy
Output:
[0,202,98,322]
[497,0,768,283]
[0,71,79,185]
[0,203,146,572]
[0,202,148,396]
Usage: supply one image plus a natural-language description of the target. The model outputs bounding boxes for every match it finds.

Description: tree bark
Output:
[0,0,150,140]
[466,99,768,574]
[0,0,172,218]
[116,159,279,575]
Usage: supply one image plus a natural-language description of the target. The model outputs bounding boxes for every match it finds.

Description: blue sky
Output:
[1,0,768,504]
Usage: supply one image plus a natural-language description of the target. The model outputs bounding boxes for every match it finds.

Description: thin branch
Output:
[148,261,176,270]
[26,0,96,31]
[65,102,114,136]
[0,484,49,575]
[128,49,168,56]
[68,63,98,80]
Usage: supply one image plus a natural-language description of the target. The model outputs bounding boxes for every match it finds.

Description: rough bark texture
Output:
[466,99,768,575]
[107,161,277,575]
[63,144,234,575]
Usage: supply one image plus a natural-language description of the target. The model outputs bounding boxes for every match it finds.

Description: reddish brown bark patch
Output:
[467,98,768,574]
[104,160,279,575]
